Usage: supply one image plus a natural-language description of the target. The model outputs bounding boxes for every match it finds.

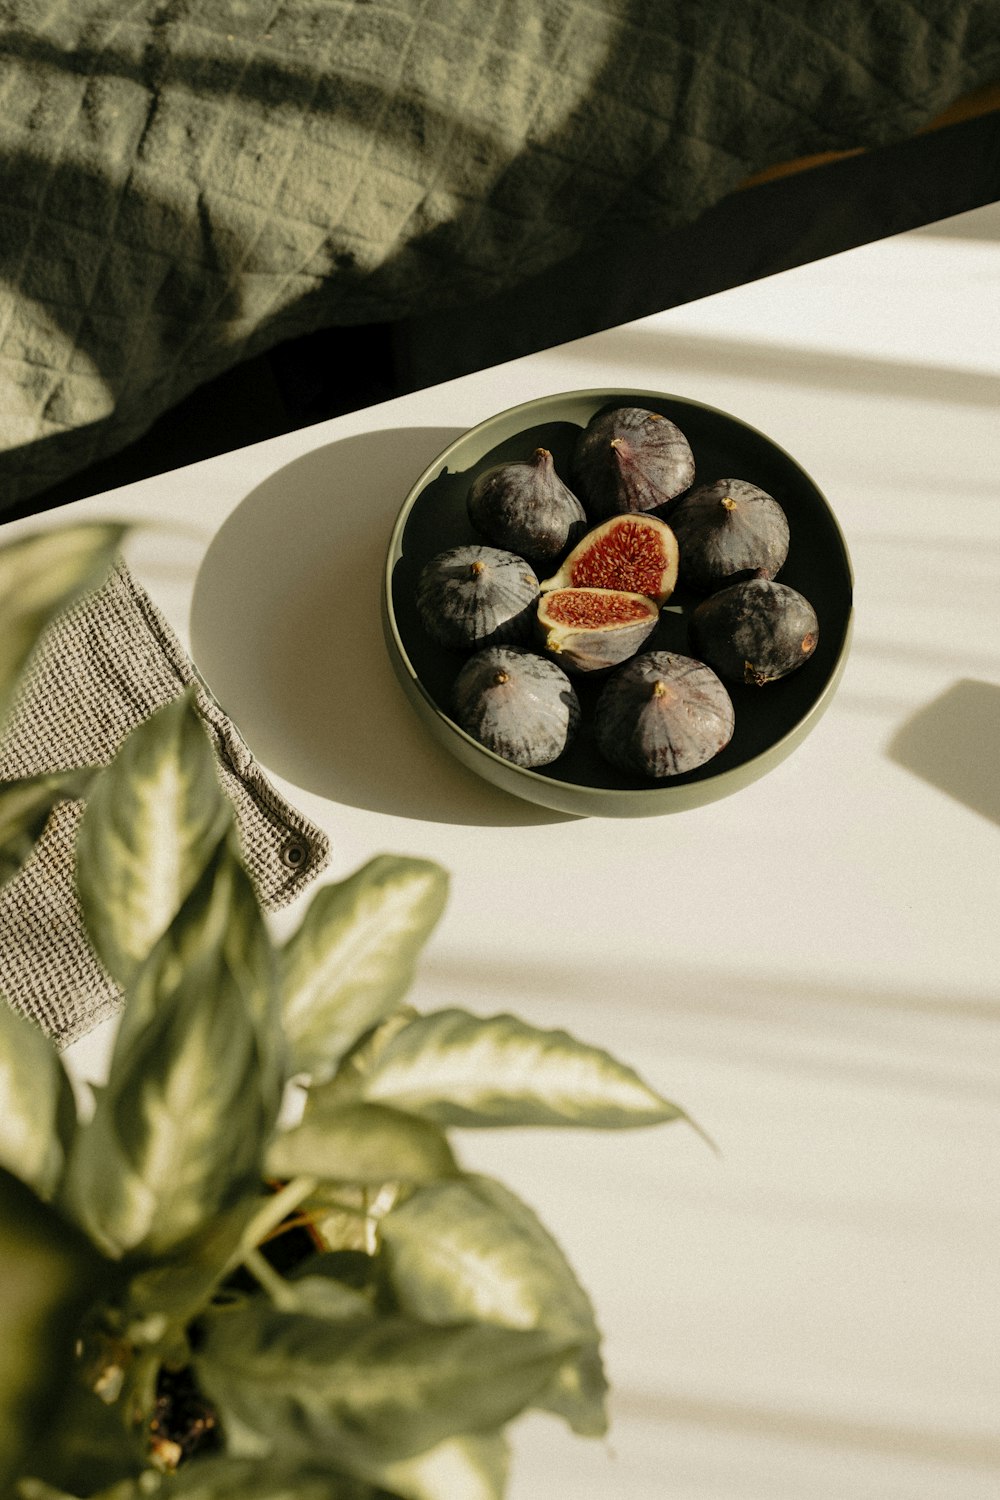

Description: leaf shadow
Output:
[887,678,1000,826]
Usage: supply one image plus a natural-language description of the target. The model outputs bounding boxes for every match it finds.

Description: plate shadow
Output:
[189,427,572,826]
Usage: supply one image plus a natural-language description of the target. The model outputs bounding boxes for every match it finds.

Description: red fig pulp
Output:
[541,514,679,604]
[537,587,658,673]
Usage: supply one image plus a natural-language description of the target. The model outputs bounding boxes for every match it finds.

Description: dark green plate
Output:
[382,389,854,817]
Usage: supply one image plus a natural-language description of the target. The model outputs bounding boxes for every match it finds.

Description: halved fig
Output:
[467,447,587,563]
[594,651,735,778]
[451,645,580,768]
[540,514,679,604]
[536,587,658,673]
[573,406,695,518]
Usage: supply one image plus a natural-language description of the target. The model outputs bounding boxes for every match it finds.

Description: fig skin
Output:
[467,447,587,563]
[537,587,659,673]
[540,513,679,604]
[572,406,695,520]
[593,650,735,778]
[689,576,819,686]
[670,478,789,593]
[416,545,540,651]
[450,645,581,768]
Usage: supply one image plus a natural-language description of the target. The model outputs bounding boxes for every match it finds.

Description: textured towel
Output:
[1,0,998,506]
[0,560,331,1046]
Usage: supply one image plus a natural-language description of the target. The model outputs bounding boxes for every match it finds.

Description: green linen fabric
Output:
[0,0,997,506]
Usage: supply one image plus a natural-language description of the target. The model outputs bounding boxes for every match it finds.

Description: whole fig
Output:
[541,513,679,604]
[536,587,659,673]
[670,478,789,592]
[451,645,581,768]
[594,651,735,778]
[573,406,695,519]
[467,447,587,563]
[689,576,819,686]
[416,545,539,651]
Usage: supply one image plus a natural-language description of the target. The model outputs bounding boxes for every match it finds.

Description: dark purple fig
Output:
[540,513,679,604]
[594,651,735,778]
[451,645,581,768]
[572,407,695,519]
[536,588,658,673]
[416,546,539,651]
[670,478,789,592]
[467,448,587,563]
[689,576,819,686]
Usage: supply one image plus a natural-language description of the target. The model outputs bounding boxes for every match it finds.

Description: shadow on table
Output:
[189,428,573,827]
[888,679,1000,826]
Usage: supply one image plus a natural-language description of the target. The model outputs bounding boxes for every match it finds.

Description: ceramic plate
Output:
[382,389,854,817]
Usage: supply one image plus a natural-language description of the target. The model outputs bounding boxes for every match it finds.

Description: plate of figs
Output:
[382,389,854,817]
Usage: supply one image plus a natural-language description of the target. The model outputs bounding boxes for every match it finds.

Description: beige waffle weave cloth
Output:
[0,560,330,1046]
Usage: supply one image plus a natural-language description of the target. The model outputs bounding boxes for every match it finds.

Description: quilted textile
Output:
[1,0,998,506]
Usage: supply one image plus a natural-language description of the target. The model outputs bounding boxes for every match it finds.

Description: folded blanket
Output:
[0,561,331,1045]
[1,0,997,507]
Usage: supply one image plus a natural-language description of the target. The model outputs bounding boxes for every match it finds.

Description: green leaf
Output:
[124,1194,264,1331]
[16,1461,359,1500]
[284,1259,374,1322]
[280,856,449,1083]
[16,1373,145,1496]
[76,689,233,989]
[382,1174,607,1436]
[61,841,281,1260]
[356,1430,508,1500]
[0,1168,111,1491]
[194,1301,575,1470]
[0,768,96,890]
[0,523,128,727]
[328,1007,687,1129]
[267,1101,457,1186]
[0,1000,77,1201]
[160,1458,365,1498]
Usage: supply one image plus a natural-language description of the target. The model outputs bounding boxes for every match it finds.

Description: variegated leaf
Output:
[327,1007,686,1128]
[267,1100,457,1186]
[382,1173,606,1436]
[75,688,233,989]
[280,856,448,1082]
[0,1000,76,1202]
[0,523,127,727]
[0,1170,111,1491]
[357,1429,508,1500]
[61,841,280,1260]
[0,768,96,890]
[194,1300,574,1469]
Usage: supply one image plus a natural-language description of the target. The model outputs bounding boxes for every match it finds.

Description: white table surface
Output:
[7,201,1000,1498]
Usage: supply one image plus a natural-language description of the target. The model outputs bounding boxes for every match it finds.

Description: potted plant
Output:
[0,525,698,1499]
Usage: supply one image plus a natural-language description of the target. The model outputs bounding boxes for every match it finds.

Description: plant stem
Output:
[218,1175,320,1285]
[243,1247,300,1311]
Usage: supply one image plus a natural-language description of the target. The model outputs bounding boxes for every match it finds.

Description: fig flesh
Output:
[467,447,587,563]
[573,406,695,519]
[689,576,819,686]
[537,587,658,673]
[594,651,735,778]
[540,513,679,604]
[416,545,540,651]
[451,645,581,768]
[670,478,789,592]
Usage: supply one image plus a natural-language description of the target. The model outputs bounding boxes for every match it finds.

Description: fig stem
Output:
[492,670,511,685]
[470,560,486,576]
